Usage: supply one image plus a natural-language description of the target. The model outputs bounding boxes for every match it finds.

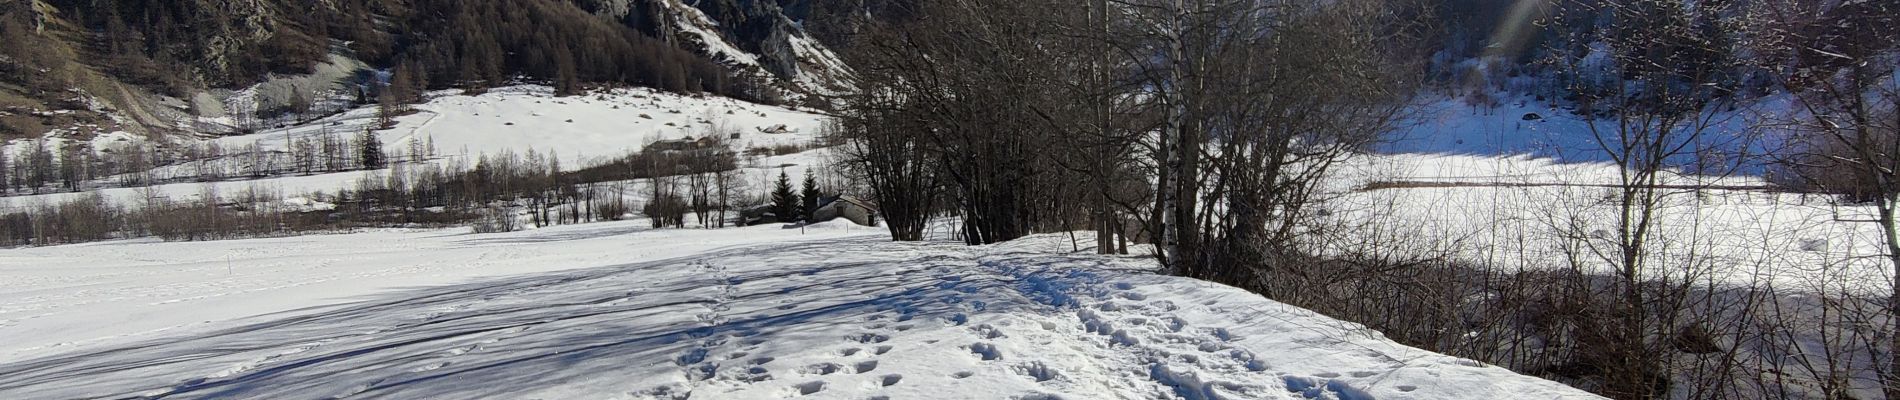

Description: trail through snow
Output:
[0,225,1594,399]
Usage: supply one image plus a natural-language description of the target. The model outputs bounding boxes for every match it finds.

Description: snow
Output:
[0,222,1596,399]
[2,84,1870,398]
[201,85,826,171]
[1322,152,1890,294]
[1324,92,1890,295]
[382,86,827,167]
[785,35,856,97]
[659,0,764,68]
[2,85,832,209]
[1385,94,1768,173]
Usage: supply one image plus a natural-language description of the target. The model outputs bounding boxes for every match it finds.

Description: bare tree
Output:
[1530,0,1757,395]
[1100,0,1419,287]
[1752,0,1900,396]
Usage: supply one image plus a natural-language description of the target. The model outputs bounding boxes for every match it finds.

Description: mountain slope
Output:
[586,0,854,99]
[0,0,852,141]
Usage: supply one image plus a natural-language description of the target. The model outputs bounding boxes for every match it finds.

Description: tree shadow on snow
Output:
[0,240,1134,399]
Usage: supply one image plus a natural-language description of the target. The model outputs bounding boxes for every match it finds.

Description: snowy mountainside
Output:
[1,85,832,208]
[353,85,830,168]
[1,0,854,141]
[593,0,855,98]
[0,222,1599,399]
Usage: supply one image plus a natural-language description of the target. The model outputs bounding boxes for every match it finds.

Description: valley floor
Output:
[0,222,1596,399]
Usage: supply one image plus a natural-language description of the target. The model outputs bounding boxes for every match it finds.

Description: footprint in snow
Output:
[970,342,1002,361]
[676,348,710,366]
[847,333,889,344]
[1208,327,1237,342]
[1150,300,1180,311]
[971,324,1007,339]
[740,367,775,383]
[1012,361,1059,382]
[786,381,825,397]
[799,363,843,375]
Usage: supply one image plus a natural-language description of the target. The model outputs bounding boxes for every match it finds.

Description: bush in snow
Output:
[471,206,520,234]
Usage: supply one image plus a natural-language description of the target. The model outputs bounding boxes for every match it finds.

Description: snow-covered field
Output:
[0,221,1596,399]
[1328,152,1891,294]
[1384,95,1768,168]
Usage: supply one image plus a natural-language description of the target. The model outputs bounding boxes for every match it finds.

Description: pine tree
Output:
[553,43,582,97]
[801,170,822,222]
[0,147,10,194]
[358,129,385,170]
[25,139,52,191]
[771,170,801,223]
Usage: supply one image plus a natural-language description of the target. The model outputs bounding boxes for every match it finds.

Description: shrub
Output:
[593,197,630,221]
[643,193,688,228]
[470,205,520,233]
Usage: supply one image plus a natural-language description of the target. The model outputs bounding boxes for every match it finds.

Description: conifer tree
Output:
[771,170,801,223]
[801,169,822,222]
[358,129,385,170]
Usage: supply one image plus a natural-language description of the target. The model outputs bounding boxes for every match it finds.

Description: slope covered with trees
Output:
[0,0,841,139]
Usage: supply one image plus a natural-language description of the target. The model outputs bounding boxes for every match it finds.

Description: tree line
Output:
[0,119,808,245]
[0,128,410,196]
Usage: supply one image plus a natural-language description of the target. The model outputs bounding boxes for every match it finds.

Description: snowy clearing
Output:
[0,222,1594,399]
[1329,152,1892,294]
